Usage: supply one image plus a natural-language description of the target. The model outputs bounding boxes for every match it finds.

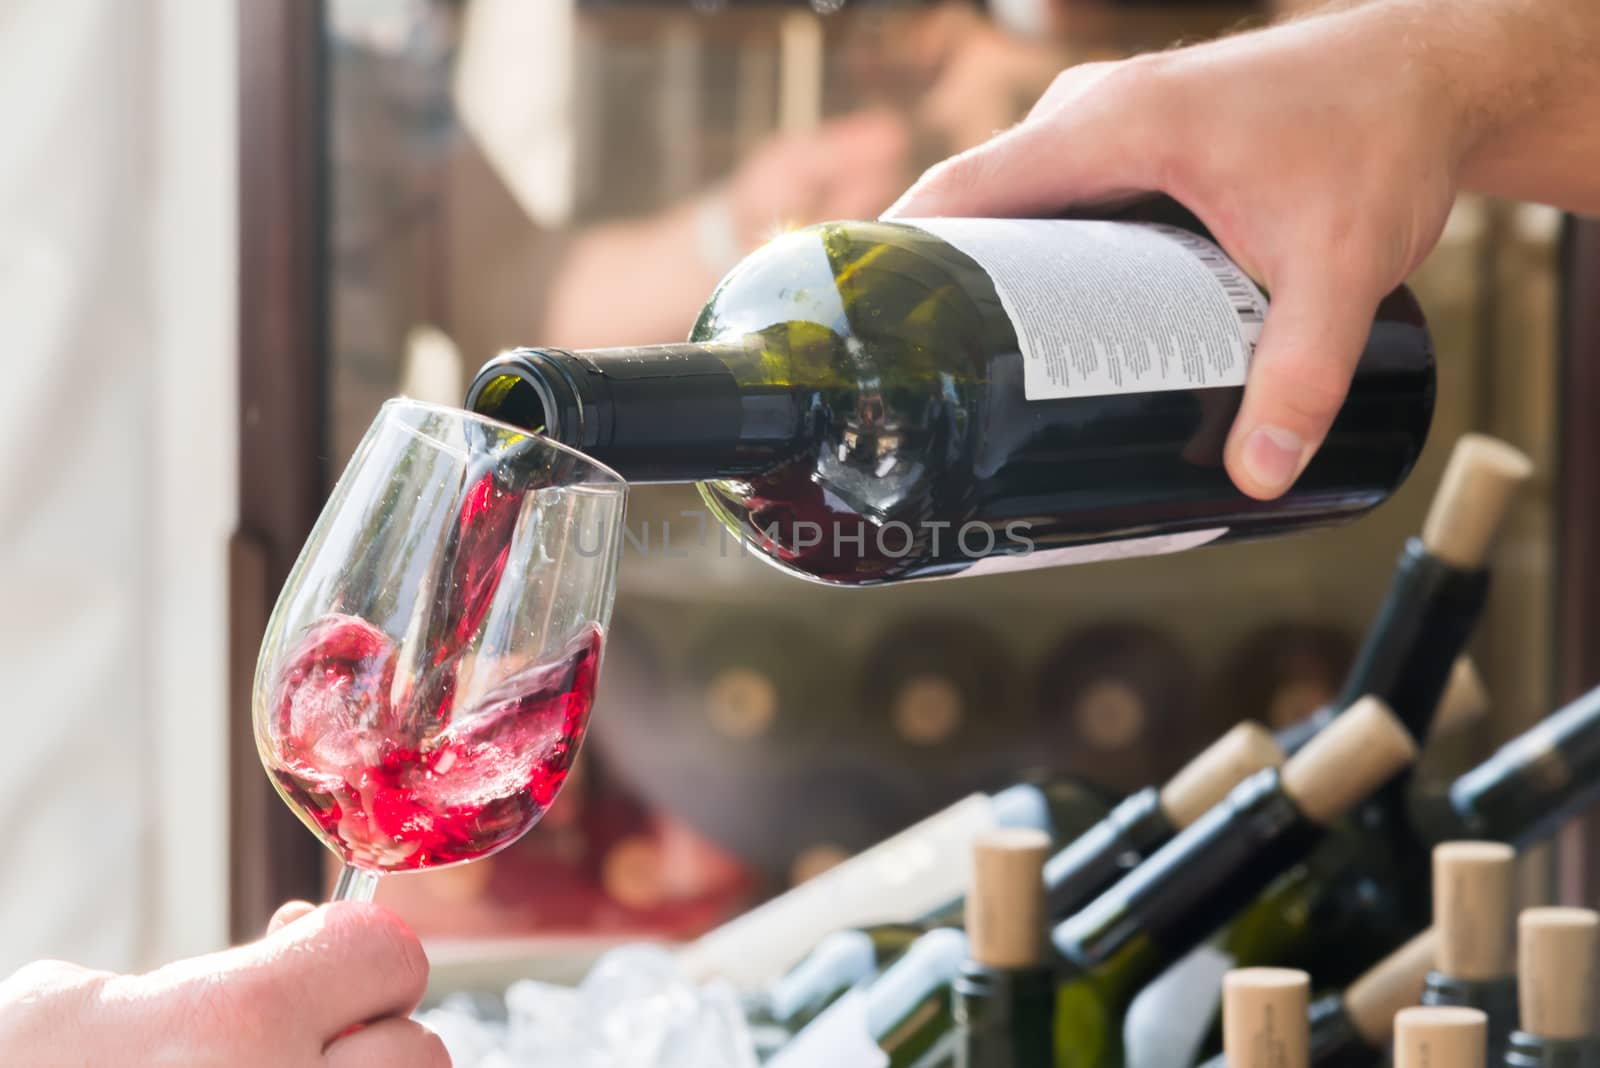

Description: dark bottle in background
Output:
[857,617,1025,801]
[467,211,1435,586]
[1035,621,1202,795]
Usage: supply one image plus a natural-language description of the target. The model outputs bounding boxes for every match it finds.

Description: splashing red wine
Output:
[264,465,604,871]
[268,616,603,870]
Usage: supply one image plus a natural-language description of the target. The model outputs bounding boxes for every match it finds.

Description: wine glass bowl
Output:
[254,399,626,897]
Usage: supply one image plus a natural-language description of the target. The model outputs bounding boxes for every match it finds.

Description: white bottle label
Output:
[901,218,1267,401]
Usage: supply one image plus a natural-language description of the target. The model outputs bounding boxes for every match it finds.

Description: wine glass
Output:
[254,399,627,902]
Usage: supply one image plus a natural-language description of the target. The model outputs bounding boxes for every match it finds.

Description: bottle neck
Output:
[1422,972,1519,1057]
[1449,685,1600,846]
[953,964,1056,1068]
[466,344,811,482]
[1053,770,1322,982]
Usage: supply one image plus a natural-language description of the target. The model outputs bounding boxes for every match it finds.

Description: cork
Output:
[1518,907,1600,1039]
[1158,722,1285,830]
[1420,434,1534,569]
[1433,842,1516,980]
[1346,928,1438,1047]
[1222,968,1310,1068]
[1430,658,1490,737]
[967,828,1051,969]
[1394,1006,1488,1068]
[1281,696,1417,825]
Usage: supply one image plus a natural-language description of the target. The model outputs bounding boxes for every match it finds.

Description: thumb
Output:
[267,900,317,934]
[883,61,1158,219]
[1224,270,1380,499]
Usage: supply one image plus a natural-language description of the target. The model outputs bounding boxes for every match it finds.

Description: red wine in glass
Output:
[254,399,626,898]
[268,615,604,871]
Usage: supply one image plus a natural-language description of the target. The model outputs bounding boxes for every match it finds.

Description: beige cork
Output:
[1346,928,1438,1047]
[1433,842,1516,980]
[1158,722,1285,830]
[1394,1006,1488,1068]
[1420,434,1534,570]
[1430,658,1490,737]
[1519,907,1600,1039]
[1281,696,1417,825]
[967,828,1051,969]
[1223,968,1310,1068]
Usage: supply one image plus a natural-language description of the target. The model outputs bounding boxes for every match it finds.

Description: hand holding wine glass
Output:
[254,399,627,901]
[0,903,445,1067]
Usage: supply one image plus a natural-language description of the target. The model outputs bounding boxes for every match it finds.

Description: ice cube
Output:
[505,977,580,1052]
[416,997,504,1068]
[656,978,761,1068]
[578,945,699,1065]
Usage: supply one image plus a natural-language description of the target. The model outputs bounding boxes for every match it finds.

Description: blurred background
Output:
[3,0,1597,991]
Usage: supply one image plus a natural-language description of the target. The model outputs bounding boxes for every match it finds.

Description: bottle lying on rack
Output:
[1207,677,1600,1064]
[1423,843,1519,1063]
[1049,697,1416,1068]
[1276,434,1530,753]
[769,927,972,1068]
[466,207,1436,586]
[743,722,1281,1048]
[1434,682,1600,846]
[681,776,1105,992]
[1220,968,1311,1068]
[954,830,1056,1068]
[1226,434,1532,990]
[1507,908,1600,1068]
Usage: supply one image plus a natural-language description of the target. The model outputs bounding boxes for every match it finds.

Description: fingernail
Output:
[1242,425,1306,493]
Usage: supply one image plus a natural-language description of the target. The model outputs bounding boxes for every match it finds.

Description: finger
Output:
[268,900,317,934]
[237,903,432,1041]
[1224,269,1382,499]
[325,1017,451,1068]
[883,62,1158,219]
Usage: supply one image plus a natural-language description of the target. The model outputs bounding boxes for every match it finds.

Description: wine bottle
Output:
[1423,843,1519,1062]
[747,722,1279,1047]
[747,924,929,1056]
[1049,697,1416,1068]
[1435,683,1600,846]
[678,779,1102,991]
[1226,436,1531,989]
[1506,908,1600,1068]
[1199,930,1438,1068]
[1410,659,1493,830]
[1222,968,1310,1068]
[770,927,971,1068]
[1031,721,1284,925]
[465,212,1435,587]
[1036,622,1202,795]
[1395,1006,1488,1068]
[1276,434,1531,752]
[954,830,1055,1068]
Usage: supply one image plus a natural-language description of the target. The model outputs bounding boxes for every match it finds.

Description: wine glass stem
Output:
[331,865,380,903]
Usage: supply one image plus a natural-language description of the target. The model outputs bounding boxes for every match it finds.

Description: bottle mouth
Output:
[466,348,585,445]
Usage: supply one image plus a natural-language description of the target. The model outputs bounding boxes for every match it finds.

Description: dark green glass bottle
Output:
[1221,436,1530,1003]
[1048,699,1416,1068]
[467,213,1434,587]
